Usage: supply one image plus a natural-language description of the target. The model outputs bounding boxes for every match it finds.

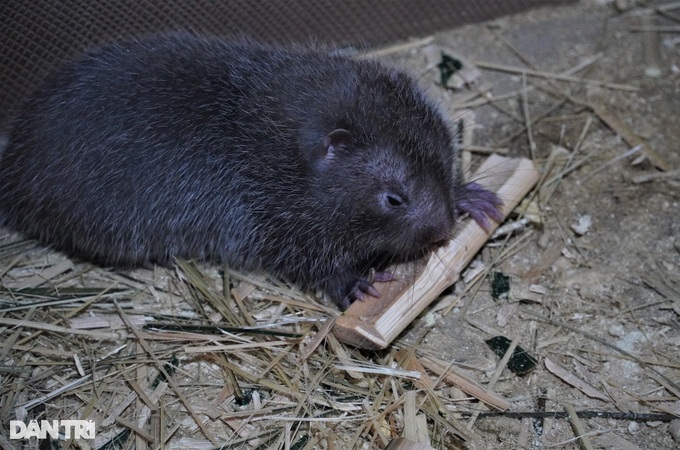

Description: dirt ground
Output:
[0,1,678,449]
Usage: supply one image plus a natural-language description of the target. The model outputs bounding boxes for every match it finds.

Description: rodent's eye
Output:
[382,192,405,208]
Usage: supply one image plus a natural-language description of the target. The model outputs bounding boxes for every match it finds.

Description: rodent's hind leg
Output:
[457,182,504,231]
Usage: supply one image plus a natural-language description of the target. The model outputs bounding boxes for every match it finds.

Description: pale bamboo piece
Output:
[333,155,539,349]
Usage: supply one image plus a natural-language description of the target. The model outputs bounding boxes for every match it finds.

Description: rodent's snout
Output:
[424,227,452,248]
[422,206,456,247]
[412,212,454,250]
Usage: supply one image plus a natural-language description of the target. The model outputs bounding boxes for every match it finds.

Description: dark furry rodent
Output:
[0,34,501,308]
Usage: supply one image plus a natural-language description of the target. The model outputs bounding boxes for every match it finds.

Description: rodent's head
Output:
[309,127,456,261]
[302,98,459,263]
[298,60,461,261]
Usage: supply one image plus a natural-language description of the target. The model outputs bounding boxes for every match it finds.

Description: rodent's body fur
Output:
[0,34,500,308]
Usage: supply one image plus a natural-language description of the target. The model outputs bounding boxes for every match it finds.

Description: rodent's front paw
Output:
[457,182,504,231]
[349,271,395,300]
[327,271,396,310]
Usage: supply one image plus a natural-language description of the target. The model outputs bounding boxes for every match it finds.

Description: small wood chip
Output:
[545,358,609,401]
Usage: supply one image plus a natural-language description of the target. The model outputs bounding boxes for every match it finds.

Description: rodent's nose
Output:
[427,210,455,246]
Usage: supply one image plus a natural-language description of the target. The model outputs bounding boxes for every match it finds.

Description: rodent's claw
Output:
[458,182,504,231]
[372,271,397,283]
[352,278,381,300]
[365,284,381,298]
[352,288,366,302]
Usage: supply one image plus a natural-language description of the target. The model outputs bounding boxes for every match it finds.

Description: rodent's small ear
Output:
[323,128,353,161]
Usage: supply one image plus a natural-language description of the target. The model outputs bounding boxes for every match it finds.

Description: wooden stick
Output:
[565,404,596,450]
[589,101,670,171]
[418,356,511,411]
[473,61,638,92]
[333,155,539,349]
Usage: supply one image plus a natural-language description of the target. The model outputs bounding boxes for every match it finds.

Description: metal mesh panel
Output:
[0,0,574,132]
